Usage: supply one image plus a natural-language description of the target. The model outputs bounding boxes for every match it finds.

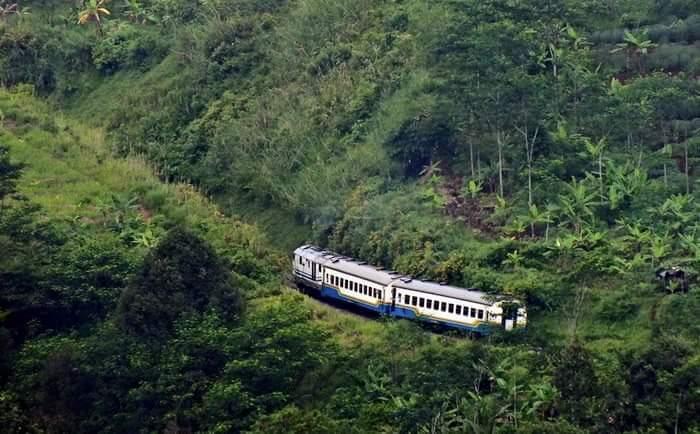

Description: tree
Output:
[553,340,598,424]
[117,227,243,339]
[78,0,111,34]
[0,145,23,208]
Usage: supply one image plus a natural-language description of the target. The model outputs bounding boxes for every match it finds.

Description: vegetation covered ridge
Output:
[3,0,700,432]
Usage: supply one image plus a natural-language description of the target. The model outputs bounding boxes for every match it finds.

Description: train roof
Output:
[392,279,495,305]
[294,245,334,264]
[294,245,501,305]
[295,245,400,285]
[324,256,399,285]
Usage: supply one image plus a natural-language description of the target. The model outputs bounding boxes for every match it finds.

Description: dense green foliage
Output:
[3,0,700,432]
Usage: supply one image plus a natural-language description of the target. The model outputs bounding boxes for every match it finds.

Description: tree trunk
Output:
[477,151,481,183]
[598,152,604,200]
[469,141,475,179]
[497,130,504,197]
[685,142,690,194]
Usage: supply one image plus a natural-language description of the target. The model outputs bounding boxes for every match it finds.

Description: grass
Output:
[0,86,280,267]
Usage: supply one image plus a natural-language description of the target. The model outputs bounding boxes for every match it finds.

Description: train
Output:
[293,245,527,335]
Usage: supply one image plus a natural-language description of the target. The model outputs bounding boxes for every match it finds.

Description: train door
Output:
[310,260,316,281]
[501,303,518,330]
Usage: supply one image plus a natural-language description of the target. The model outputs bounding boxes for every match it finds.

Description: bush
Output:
[595,292,640,322]
[0,26,54,92]
[92,24,168,74]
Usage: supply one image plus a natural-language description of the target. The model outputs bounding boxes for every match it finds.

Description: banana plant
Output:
[132,227,158,248]
[78,0,111,34]
[463,178,484,199]
[524,382,559,419]
[610,30,657,74]
[648,232,672,268]
[523,203,553,238]
[503,250,524,269]
[558,178,597,235]
[581,136,606,200]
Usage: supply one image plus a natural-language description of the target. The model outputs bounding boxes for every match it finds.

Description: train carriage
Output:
[293,245,526,334]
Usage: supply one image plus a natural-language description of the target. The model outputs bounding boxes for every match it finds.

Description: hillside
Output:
[2,0,700,432]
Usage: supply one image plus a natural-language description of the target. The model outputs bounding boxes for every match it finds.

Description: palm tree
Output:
[78,0,111,34]
[610,30,657,74]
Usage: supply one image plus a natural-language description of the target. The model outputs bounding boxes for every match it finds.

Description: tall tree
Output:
[117,227,243,339]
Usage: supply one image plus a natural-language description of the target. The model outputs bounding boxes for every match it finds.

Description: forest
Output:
[2,0,700,432]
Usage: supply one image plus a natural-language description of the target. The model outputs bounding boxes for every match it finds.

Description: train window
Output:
[298,256,302,265]
[404,294,410,304]
[470,308,476,318]
[463,306,469,316]
[456,305,462,315]
[478,309,484,319]
[378,290,382,299]
[440,302,446,312]
[419,298,424,307]
[409,296,415,306]
[426,299,432,309]
[448,303,454,313]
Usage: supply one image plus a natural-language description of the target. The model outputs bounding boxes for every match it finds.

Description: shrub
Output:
[595,292,640,322]
[92,24,168,74]
[0,26,54,92]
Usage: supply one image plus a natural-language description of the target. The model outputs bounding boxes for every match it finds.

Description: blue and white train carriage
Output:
[293,245,526,334]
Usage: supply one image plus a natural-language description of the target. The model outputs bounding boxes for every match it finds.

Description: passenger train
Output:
[293,245,527,334]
